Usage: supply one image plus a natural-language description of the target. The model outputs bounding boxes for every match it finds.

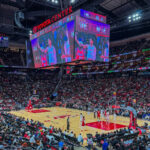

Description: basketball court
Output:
[10,107,150,145]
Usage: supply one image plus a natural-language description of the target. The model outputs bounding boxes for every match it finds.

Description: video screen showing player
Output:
[75,32,109,62]
[31,20,74,68]
[37,38,57,66]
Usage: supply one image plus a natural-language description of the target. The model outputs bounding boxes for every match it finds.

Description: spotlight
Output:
[55,0,58,3]
[71,0,75,3]
[136,13,139,16]
[128,12,141,23]
[133,14,136,18]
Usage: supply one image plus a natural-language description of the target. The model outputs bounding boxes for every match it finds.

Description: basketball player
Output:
[75,34,96,61]
[101,109,104,120]
[47,39,57,65]
[38,38,57,66]
[80,113,83,126]
[61,35,71,63]
[85,39,96,61]
[26,99,33,112]
[106,111,109,123]
[37,41,48,67]
[82,116,85,126]
[104,109,107,120]
[113,112,116,122]
[97,110,100,121]
[75,35,85,60]
[113,112,117,129]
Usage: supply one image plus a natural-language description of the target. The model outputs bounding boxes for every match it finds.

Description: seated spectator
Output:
[70,131,74,137]
[29,135,36,144]
[87,137,93,150]
[102,139,109,150]
[77,133,83,145]
[58,140,64,150]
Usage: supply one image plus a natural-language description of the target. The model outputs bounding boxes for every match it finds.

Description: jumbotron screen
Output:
[31,20,75,68]
[75,16,109,62]
[30,9,110,68]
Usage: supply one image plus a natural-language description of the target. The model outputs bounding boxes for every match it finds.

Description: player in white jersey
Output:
[113,112,117,129]
[80,113,83,126]
[113,112,116,122]
[106,111,109,123]
[101,109,104,120]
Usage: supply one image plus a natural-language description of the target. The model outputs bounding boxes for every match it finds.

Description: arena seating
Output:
[0,68,149,117]
[0,112,77,149]
[110,38,150,55]
[0,49,25,66]
[0,69,59,111]
[0,111,149,149]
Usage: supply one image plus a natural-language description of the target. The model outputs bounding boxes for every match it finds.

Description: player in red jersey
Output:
[76,47,85,60]
[82,116,85,126]
[25,99,33,112]
[97,110,100,121]
[75,34,85,60]
[104,110,107,120]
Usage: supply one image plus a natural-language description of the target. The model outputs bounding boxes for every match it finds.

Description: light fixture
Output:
[128,12,142,23]
[136,13,139,16]
[133,14,136,18]
[71,0,75,3]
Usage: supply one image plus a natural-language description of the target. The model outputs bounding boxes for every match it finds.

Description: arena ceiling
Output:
[0,0,150,43]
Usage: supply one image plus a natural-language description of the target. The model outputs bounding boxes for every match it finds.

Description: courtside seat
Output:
[61,133,80,145]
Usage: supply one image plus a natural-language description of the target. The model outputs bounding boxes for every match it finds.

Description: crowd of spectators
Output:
[0,69,59,111]
[0,69,150,118]
[0,112,78,150]
[110,38,150,55]
[56,76,150,120]
[0,49,25,66]
[85,128,150,150]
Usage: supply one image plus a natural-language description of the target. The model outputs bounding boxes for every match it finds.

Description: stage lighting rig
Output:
[128,12,142,23]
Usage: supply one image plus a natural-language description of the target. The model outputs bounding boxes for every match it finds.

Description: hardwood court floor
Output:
[10,107,150,145]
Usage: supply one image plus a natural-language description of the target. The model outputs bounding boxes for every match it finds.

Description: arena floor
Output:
[10,107,150,144]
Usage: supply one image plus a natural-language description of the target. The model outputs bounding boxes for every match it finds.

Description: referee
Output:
[67,117,70,131]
